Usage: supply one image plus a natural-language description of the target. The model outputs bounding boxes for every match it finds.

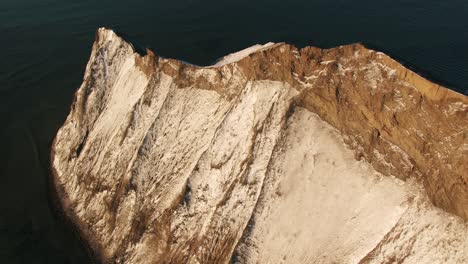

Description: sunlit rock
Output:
[51,28,468,263]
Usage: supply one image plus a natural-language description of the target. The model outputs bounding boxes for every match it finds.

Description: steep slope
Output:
[51,28,468,263]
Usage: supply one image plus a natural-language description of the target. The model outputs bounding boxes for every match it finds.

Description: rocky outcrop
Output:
[51,28,468,263]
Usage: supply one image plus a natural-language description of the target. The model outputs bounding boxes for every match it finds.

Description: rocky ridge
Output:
[51,28,468,263]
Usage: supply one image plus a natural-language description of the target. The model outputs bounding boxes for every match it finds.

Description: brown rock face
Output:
[240,44,468,219]
[51,28,467,263]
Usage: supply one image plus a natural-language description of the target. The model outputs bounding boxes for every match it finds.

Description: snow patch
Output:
[320,60,335,65]
[211,42,277,67]
[443,101,468,116]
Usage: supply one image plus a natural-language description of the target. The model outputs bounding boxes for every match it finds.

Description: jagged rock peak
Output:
[51,27,467,263]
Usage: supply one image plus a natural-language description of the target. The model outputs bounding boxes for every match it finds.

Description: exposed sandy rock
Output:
[51,28,467,263]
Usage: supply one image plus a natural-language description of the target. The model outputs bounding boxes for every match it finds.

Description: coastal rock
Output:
[51,28,468,263]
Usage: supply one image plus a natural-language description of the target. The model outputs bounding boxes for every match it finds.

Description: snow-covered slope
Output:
[51,28,468,263]
[234,109,467,264]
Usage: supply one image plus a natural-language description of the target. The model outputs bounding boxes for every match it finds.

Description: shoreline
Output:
[49,136,101,264]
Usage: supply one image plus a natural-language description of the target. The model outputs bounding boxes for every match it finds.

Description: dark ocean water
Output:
[0,0,466,263]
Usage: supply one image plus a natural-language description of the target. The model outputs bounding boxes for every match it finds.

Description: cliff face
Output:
[51,28,468,263]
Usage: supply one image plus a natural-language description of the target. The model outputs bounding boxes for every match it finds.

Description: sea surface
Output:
[0,0,467,263]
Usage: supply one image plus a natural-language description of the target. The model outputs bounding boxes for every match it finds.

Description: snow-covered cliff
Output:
[51,28,468,263]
